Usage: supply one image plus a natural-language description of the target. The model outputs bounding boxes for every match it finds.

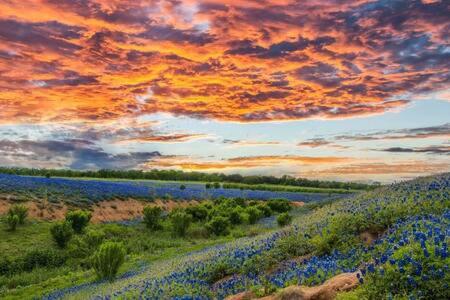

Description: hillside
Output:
[24,173,447,299]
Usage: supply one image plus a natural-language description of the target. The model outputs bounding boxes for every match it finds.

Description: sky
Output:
[0,0,449,183]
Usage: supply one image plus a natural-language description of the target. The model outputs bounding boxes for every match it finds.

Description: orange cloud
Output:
[0,0,448,124]
[117,133,209,144]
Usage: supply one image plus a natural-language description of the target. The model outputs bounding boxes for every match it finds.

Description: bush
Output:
[21,249,66,272]
[245,206,263,224]
[206,216,230,236]
[8,205,28,224]
[92,242,126,281]
[267,199,291,213]
[142,206,163,230]
[186,205,209,222]
[65,210,91,234]
[169,210,192,237]
[256,204,272,217]
[276,213,292,227]
[213,182,221,189]
[6,214,19,231]
[228,208,243,225]
[206,260,234,283]
[205,183,211,189]
[50,221,73,248]
[179,184,186,190]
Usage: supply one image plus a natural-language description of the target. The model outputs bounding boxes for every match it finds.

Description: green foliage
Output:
[205,183,211,189]
[65,210,92,234]
[360,243,450,299]
[0,249,66,276]
[169,210,192,237]
[92,242,126,281]
[276,212,292,227]
[206,260,234,284]
[267,199,291,213]
[6,214,19,231]
[179,184,186,190]
[186,205,209,222]
[256,204,272,217]
[8,204,28,224]
[142,206,163,230]
[245,206,263,224]
[206,216,230,236]
[228,208,244,225]
[50,221,73,248]
[213,182,221,189]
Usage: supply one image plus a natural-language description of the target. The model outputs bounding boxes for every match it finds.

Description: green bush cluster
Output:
[5,204,28,231]
[143,206,163,230]
[65,210,92,234]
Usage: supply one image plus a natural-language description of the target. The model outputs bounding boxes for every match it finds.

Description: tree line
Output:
[0,167,376,190]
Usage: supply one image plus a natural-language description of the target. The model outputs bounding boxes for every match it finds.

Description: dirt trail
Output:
[227,272,359,300]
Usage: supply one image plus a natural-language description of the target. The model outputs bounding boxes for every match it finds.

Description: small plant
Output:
[65,210,92,234]
[50,221,73,248]
[179,184,186,190]
[8,204,28,224]
[206,216,230,236]
[6,214,19,231]
[276,212,292,227]
[169,210,192,237]
[92,242,126,281]
[142,206,163,230]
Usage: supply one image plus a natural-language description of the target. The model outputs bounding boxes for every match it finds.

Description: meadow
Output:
[0,173,448,299]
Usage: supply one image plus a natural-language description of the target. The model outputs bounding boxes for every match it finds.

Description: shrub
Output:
[186,205,209,222]
[267,199,291,213]
[92,242,126,281]
[245,206,263,224]
[50,221,73,248]
[179,184,186,190]
[8,204,28,224]
[205,183,211,189]
[169,210,192,237]
[6,214,19,231]
[213,182,221,189]
[206,260,234,283]
[276,213,292,227]
[65,210,91,234]
[21,249,66,272]
[206,216,230,236]
[228,208,243,225]
[142,206,163,230]
[256,204,272,217]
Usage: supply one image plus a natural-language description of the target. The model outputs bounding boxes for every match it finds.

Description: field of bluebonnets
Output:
[0,174,339,204]
[37,173,449,300]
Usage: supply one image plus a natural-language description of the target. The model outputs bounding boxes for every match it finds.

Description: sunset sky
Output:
[0,0,449,182]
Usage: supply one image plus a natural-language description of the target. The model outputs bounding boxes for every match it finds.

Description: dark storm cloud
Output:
[0,139,160,170]
[0,19,84,55]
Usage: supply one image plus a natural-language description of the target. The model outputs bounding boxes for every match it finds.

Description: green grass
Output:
[0,214,274,299]
[222,182,358,194]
